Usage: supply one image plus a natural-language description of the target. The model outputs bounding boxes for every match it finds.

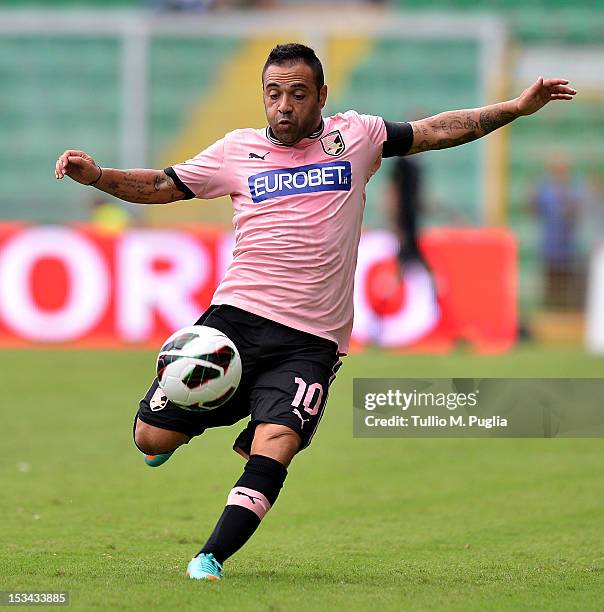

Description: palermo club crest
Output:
[320,130,345,156]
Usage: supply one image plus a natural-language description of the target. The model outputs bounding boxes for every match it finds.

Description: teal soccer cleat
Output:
[143,451,174,468]
[186,553,224,581]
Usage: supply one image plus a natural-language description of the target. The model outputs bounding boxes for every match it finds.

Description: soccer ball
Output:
[156,325,242,411]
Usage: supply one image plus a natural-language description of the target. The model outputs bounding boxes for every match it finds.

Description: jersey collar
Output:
[265,119,325,147]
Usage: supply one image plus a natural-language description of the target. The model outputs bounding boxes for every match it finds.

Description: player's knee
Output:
[134,419,189,455]
[251,423,301,466]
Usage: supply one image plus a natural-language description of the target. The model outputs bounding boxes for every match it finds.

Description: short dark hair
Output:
[262,43,324,93]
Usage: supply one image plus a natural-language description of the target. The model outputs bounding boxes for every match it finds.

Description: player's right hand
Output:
[55,149,102,185]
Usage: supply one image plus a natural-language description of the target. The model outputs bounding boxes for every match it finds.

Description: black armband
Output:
[382,121,414,158]
[164,166,195,200]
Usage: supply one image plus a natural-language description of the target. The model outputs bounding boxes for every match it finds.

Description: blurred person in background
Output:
[90,195,132,235]
[386,146,427,269]
[582,167,604,253]
[381,137,439,340]
[384,109,469,277]
[530,154,585,310]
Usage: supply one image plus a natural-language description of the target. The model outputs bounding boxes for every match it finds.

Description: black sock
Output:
[198,454,288,564]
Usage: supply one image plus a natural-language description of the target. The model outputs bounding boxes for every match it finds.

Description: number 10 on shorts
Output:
[291,377,324,416]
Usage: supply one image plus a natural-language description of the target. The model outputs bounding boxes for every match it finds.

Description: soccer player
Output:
[55,43,576,580]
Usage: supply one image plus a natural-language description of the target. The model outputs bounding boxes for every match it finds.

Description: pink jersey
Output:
[171,110,387,353]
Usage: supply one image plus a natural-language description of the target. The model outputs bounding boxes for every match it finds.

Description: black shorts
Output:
[136,305,342,454]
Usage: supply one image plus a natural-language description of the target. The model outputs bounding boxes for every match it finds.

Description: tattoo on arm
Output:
[478,109,516,134]
[96,169,185,204]
[409,114,481,153]
[408,103,518,155]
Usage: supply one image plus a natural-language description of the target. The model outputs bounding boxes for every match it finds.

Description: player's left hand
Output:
[516,77,577,116]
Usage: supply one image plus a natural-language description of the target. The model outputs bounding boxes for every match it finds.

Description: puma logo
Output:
[235,491,262,504]
[292,408,311,429]
[249,152,270,160]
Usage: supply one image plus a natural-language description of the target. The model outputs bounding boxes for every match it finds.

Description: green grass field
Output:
[2,346,604,611]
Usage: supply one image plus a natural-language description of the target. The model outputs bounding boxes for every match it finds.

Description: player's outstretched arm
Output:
[54,150,188,204]
[406,77,576,155]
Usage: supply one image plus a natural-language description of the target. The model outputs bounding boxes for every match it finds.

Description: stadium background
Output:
[1,1,604,610]
[1,0,604,338]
